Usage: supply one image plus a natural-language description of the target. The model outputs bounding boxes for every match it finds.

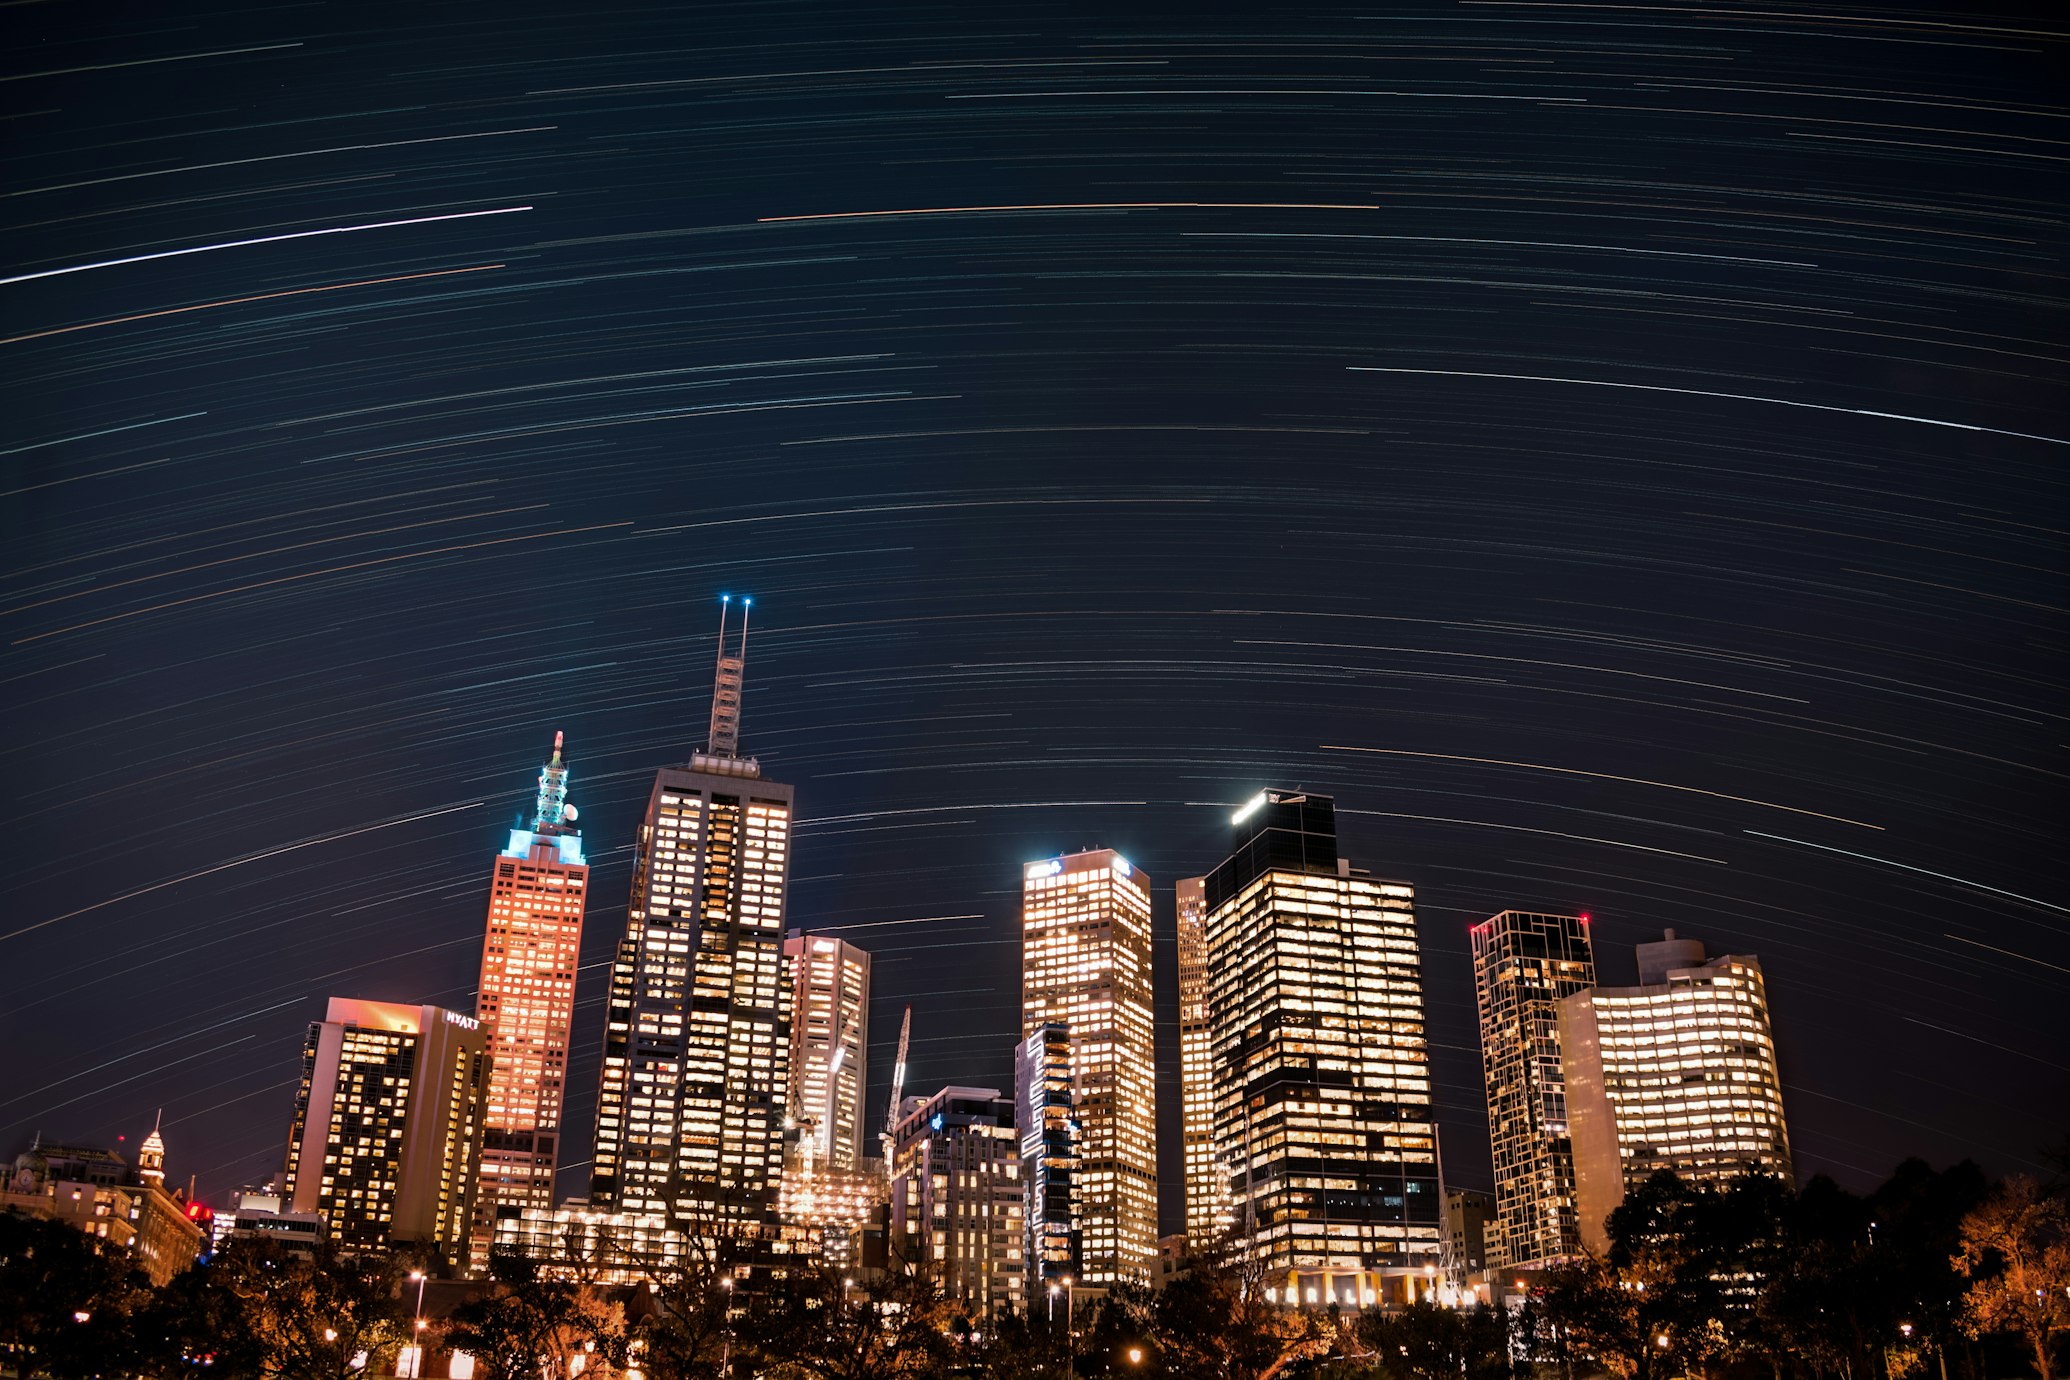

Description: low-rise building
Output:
[889,1087,1024,1320]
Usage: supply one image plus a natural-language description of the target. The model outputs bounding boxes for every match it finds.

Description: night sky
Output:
[4,2,2064,1235]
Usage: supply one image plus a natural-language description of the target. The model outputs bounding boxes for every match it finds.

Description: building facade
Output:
[783,931,870,1174]
[282,998,489,1262]
[1203,790,1443,1304]
[1176,876,1230,1248]
[2,1132,204,1285]
[1471,910,1595,1268]
[1560,930,1793,1254]
[1014,1020,1080,1295]
[590,598,794,1232]
[1020,848,1157,1287]
[471,732,589,1267]
[888,1087,1025,1320]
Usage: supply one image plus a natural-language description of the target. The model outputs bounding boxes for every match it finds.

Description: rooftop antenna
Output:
[531,730,570,831]
[706,594,750,758]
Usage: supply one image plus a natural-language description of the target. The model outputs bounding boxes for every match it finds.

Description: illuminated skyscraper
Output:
[1204,790,1441,1305]
[783,931,870,1173]
[1020,848,1157,1287]
[590,597,795,1231]
[1471,910,1595,1268]
[1015,1020,1080,1294]
[282,998,489,1263]
[1175,876,1229,1247]
[471,732,589,1268]
[889,1086,1025,1320]
[1561,930,1792,1254]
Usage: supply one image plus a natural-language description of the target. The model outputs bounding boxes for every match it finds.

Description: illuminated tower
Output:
[1175,876,1229,1248]
[783,932,871,1173]
[471,732,589,1269]
[1471,910,1595,1269]
[889,1086,1025,1320]
[1561,930,1792,1254]
[283,999,489,1263]
[1020,848,1156,1287]
[1204,790,1441,1306]
[590,596,795,1232]
[1015,1021,1080,1295]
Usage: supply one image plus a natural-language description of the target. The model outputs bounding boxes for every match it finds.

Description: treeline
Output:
[3,1157,2065,1380]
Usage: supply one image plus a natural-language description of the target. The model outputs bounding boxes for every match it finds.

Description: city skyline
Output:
[5,0,2063,1256]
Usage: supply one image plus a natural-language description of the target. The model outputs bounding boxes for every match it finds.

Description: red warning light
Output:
[1579,913,1591,923]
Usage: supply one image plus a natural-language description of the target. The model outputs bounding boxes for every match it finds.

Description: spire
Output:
[531,730,571,831]
[139,1111,166,1187]
[706,594,751,757]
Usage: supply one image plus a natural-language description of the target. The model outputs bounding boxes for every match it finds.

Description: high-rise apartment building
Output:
[783,931,870,1173]
[471,732,589,1267]
[1014,1021,1080,1294]
[1175,876,1229,1248]
[888,1086,1025,1320]
[1203,790,1442,1305]
[282,998,489,1262]
[590,598,795,1231]
[1560,930,1792,1254]
[1471,910,1595,1268]
[1020,848,1157,1286]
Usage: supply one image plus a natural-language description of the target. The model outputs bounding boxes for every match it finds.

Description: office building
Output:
[1020,848,1157,1287]
[1443,1187,1494,1276]
[1560,930,1793,1254]
[888,1087,1025,1320]
[1176,876,1230,1248]
[1203,790,1442,1305]
[590,597,795,1231]
[1471,910,1595,1268]
[282,998,489,1262]
[471,732,589,1268]
[783,931,871,1174]
[1015,1020,1080,1295]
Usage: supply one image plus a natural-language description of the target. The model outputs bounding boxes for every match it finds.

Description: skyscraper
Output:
[1020,848,1157,1287]
[1471,910,1595,1268]
[783,931,871,1174]
[1560,930,1792,1254]
[1175,876,1229,1248]
[888,1086,1025,1320]
[1015,1020,1080,1295]
[590,597,795,1231]
[1203,790,1442,1305]
[282,998,489,1262]
[471,732,589,1268]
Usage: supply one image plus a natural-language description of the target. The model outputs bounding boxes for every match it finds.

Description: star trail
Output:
[2,1,2063,1235]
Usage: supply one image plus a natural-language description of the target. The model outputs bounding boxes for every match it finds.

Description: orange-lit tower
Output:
[470,731,589,1269]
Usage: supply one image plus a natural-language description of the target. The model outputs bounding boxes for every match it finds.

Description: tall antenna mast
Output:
[706,594,750,757]
[531,730,570,830]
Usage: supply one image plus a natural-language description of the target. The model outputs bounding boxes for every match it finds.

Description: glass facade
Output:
[1175,876,1230,1247]
[1202,791,1442,1294]
[1020,849,1157,1287]
[1470,910,1594,1267]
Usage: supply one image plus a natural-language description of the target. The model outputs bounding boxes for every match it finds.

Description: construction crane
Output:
[879,1005,912,1164]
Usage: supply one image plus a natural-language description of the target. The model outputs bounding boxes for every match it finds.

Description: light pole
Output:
[1063,1276,1076,1380]
[719,1276,734,1380]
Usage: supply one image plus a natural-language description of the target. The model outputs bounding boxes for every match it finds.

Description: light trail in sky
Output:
[0,264,504,346]
[1746,831,2069,915]
[760,201,1380,222]
[1348,365,2070,446]
[1339,807,1729,863]
[0,206,532,287]
[1322,744,1881,829]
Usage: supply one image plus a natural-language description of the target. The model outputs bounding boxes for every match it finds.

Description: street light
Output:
[409,1270,427,1337]
[719,1276,735,1380]
[1127,1346,1144,1366]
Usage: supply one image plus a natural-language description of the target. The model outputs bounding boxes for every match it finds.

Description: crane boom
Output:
[880,1005,912,1163]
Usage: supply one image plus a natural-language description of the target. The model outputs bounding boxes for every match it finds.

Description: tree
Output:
[745,1262,957,1380]
[1142,1251,1335,1380]
[216,1239,413,1380]
[0,1210,151,1380]
[1955,1176,2070,1380]
[1356,1301,1510,1380]
[444,1255,626,1380]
